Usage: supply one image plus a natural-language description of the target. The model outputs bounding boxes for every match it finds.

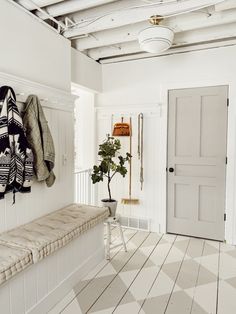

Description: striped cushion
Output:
[0,243,32,285]
[0,204,109,263]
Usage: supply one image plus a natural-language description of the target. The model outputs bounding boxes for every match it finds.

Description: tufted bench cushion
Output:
[0,243,32,285]
[0,204,109,263]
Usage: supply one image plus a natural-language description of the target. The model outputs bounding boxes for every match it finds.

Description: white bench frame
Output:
[0,223,105,314]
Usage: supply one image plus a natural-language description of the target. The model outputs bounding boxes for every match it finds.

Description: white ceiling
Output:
[14,0,236,63]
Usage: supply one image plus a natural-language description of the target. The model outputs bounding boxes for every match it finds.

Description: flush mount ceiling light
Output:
[138,15,174,53]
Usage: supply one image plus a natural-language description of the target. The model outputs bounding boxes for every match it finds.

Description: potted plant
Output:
[91,135,131,216]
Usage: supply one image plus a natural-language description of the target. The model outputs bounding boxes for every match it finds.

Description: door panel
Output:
[167,86,228,241]
[199,185,217,223]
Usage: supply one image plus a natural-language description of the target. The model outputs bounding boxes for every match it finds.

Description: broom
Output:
[121,117,139,205]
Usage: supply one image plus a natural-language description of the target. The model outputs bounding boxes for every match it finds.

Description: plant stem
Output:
[108,180,111,201]
[111,170,117,180]
[108,169,112,201]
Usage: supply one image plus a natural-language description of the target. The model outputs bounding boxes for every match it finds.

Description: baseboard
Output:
[27,247,105,314]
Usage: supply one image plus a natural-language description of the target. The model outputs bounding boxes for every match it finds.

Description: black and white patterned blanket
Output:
[0,86,34,200]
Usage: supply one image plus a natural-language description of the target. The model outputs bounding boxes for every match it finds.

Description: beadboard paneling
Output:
[96,107,160,232]
[0,224,105,314]
[0,106,74,233]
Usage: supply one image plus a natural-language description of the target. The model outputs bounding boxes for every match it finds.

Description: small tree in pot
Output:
[91,135,131,216]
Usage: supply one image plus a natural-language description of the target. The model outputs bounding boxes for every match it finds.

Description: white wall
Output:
[0,0,103,233]
[0,2,99,313]
[74,90,95,171]
[0,2,75,232]
[71,48,102,93]
[0,0,71,91]
[97,45,236,243]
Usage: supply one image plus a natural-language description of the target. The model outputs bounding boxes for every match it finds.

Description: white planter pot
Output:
[101,199,118,217]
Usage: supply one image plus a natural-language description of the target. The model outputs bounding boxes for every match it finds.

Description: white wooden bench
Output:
[0,204,109,314]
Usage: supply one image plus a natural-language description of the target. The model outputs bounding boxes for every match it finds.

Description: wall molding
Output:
[0,71,77,112]
[96,104,160,119]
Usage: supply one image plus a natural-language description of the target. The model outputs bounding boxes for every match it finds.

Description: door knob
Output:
[169,167,174,173]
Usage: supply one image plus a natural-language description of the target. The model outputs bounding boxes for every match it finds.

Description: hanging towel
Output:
[0,86,34,200]
[23,95,56,187]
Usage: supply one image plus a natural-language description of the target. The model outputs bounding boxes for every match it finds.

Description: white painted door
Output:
[167,86,228,241]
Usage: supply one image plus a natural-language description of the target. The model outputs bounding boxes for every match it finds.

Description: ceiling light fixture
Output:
[138,15,174,53]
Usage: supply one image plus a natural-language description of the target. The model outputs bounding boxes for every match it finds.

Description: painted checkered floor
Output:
[49,228,236,314]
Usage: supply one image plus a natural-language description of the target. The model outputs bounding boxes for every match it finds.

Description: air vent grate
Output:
[119,216,150,231]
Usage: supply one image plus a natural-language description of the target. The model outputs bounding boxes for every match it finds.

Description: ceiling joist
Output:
[63,0,224,38]
[15,0,63,10]
[36,0,118,19]
[99,38,236,64]
[87,21,236,60]
[73,8,236,51]
[215,0,236,11]
[13,0,236,63]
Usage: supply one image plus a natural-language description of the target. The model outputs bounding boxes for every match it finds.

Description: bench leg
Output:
[117,221,127,252]
[106,222,111,260]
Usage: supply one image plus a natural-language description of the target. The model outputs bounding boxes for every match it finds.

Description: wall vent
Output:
[119,216,150,231]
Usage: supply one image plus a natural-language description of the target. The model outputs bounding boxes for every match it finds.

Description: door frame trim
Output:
[158,80,233,244]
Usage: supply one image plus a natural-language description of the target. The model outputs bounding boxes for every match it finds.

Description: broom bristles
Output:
[121,198,139,205]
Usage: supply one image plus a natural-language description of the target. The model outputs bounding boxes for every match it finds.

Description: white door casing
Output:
[167,86,228,241]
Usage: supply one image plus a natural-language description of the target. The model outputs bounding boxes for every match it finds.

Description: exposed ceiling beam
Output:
[87,22,236,60]
[100,38,236,64]
[15,0,63,10]
[73,8,236,51]
[88,42,140,60]
[215,0,236,11]
[73,21,148,51]
[63,0,224,38]
[36,0,118,19]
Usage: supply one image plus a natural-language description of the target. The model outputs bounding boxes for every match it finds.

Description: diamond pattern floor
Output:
[49,228,236,314]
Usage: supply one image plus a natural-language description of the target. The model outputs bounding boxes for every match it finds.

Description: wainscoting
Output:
[0,224,105,314]
[0,72,75,233]
[96,107,160,233]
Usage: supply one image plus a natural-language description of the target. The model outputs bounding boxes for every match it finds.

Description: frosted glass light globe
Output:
[138,25,174,53]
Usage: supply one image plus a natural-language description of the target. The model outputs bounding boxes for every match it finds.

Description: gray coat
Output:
[23,95,56,187]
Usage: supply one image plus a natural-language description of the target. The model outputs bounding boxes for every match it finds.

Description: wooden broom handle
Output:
[129,117,132,198]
